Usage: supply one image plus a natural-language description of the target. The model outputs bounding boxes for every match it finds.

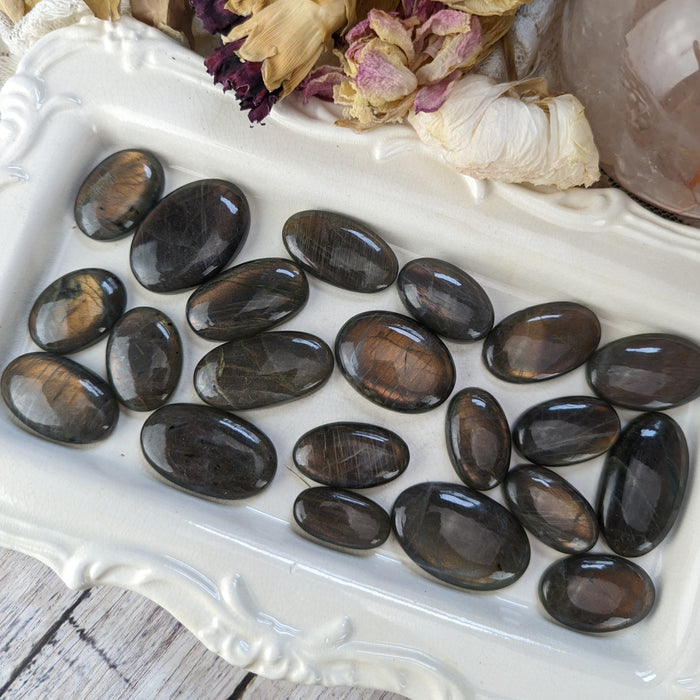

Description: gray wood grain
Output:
[0,548,408,699]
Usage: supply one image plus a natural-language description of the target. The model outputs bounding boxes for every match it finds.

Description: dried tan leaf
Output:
[131,0,194,46]
[82,0,120,20]
[0,0,25,23]
[224,0,269,15]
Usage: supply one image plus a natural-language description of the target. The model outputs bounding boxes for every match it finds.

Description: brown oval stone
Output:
[482,302,601,383]
[293,487,391,549]
[130,179,250,292]
[106,306,182,411]
[587,333,700,410]
[28,268,127,354]
[335,311,455,413]
[445,387,510,490]
[293,422,409,488]
[503,464,598,553]
[597,411,688,557]
[539,554,655,632]
[282,210,398,293]
[1,352,118,443]
[512,396,620,466]
[397,257,494,341]
[74,149,164,240]
[140,403,276,499]
[392,481,530,590]
[186,258,309,341]
[194,331,334,410]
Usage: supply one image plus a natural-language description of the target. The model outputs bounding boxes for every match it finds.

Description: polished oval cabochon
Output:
[74,148,164,240]
[130,179,250,292]
[2,352,118,443]
[140,403,276,499]
[483,301,600,382]
[392,481,530,590]
[335,310,455,413]
[293,422,410,488]
[283,210,398,293]
[293,487,391,549]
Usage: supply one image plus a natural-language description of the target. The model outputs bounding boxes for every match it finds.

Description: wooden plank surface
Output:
[0,548,409,699]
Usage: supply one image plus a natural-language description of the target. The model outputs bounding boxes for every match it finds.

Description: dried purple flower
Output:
[190,0,243,35]
[204,39,280,122]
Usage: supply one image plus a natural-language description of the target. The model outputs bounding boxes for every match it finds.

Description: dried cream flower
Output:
[409,73,600,188]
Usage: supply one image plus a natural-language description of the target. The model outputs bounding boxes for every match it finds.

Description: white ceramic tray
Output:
[0,17,699,700]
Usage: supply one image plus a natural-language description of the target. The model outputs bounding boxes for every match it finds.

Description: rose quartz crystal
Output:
[559,0,700,223]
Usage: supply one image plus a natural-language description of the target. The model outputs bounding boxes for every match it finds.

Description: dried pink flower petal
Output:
[329,2,482,129]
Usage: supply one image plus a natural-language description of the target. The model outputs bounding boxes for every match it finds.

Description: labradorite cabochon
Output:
[194,331,334,410]
[186,258,309,341]
[1,352,118,443]
[130,179,250,292]
[445,387,511,490]
[597,411,688,557]
[106,306,182,411]
[539,554,655,632]
[392,481,530,591]
[28,268,126,354]
[397,257,494,341]
[74,149,164,240]
[293,487,391,550]
[335,310,455,413]
[140,403,276,500]
[587,333,700,410]
[483,301,600,382]
[512,396,620,466]
[293,422,410,489]
[282,210,398,293]
[503,464,598,554]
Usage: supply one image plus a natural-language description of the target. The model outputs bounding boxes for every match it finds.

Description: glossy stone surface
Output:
[512,396,620,466]
[1,352,118,443]
[140,403,276,499]
[397,257,494,341]
[130,179,250,292]
[482,302,601,383]
[445,388,510,490]
[106,306,182,411]
[503,465,598,553]
[597,411,688,557]
[282,210,398,293]
[539,554,655,633]
[335,311,455,413]
[186,258,309,340]
[293,487,391,549]
[28,268,126,354]
[194,331,334,410]
[587,333,700,410]
[293,422,409,488]
[74,149,164,240]
[392,481,530,590]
